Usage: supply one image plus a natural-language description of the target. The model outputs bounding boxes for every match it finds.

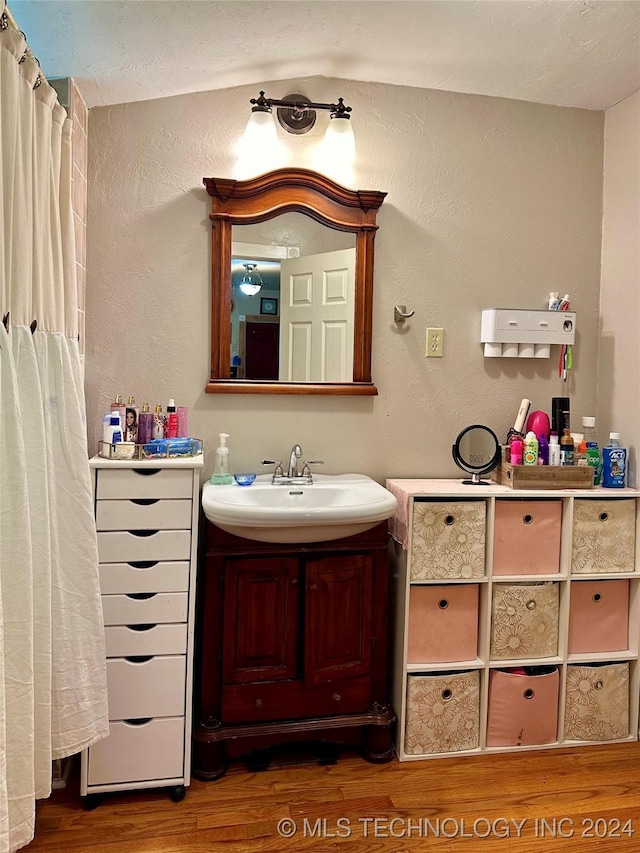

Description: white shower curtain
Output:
[0,5,109,851]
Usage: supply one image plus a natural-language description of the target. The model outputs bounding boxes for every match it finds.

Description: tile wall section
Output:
[69,80,88,361]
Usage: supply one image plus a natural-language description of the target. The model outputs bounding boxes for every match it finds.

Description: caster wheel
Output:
[82,794,104,811]
[169,785,186,803]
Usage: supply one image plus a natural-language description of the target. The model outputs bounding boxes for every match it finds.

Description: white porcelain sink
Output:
[201,473,397,543]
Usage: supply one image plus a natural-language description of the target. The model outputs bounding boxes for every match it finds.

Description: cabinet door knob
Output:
[309,582,318,591]
[291,577,298,585]
[331,692,341,702]
[255,698,263,708]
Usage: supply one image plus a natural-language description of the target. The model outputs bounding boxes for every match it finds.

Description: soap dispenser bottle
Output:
[211,433,232,484]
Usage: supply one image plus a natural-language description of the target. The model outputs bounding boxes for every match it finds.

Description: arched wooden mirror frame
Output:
[203,168,386,395]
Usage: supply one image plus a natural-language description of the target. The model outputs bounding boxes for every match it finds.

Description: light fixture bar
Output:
[249,91,352,135]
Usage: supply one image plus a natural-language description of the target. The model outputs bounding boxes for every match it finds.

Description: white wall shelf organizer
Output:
[80,454,203,807]
[386,479,640,763]
[481,308,576,357]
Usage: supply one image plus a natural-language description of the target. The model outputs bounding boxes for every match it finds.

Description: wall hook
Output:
[394,304,415,323]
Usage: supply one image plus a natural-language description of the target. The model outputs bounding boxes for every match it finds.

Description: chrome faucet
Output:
[287,444,303,478]
[261,444,324,485]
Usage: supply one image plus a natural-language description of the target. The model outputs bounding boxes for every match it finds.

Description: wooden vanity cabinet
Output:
[192,521,395,779]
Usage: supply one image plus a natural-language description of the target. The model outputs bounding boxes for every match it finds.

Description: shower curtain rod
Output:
[2,1,51,87]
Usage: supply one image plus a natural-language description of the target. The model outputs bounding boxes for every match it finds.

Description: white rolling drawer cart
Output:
[81,455,203,806]
[387,479,640,762]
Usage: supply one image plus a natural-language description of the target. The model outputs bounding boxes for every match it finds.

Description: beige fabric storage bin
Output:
[493,500,562,576]
[410,501,486,580]
[405,670,480,755]
[568,579,630,655]
[572,499,636,574]
[564,662,629,741]
[486,668,559,746]
[490,582,559,659]
[407,585,479,664]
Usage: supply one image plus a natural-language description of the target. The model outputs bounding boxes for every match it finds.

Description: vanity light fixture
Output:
[238,263,264,297]
[239,91,356,182]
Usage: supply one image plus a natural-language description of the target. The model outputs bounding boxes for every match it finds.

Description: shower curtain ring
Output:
[30,319,37,334]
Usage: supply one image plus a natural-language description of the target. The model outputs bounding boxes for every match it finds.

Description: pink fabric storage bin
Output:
[493,499,562,575]
[568,579,630,655]
[486,668,559,747]
[407,585,479,664]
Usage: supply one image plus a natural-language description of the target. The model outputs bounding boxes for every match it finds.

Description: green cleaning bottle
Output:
[211,432,233,484]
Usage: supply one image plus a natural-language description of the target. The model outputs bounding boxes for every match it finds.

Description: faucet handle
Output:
[261,459,284,476]
[301,459,324,476]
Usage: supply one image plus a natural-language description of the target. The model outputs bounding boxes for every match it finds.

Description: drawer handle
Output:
[255,698,263,708]
[123,718,153,726]
[332,692,341,702]
[127,624,157,632]
[130,530,159,538]
[438,599,449,610]
[124,655,153,663]
[130,498,160,506]
[592,593,602,603]
[523,514,533,525]
[445,515,455,526]
[126,592,157,600]
[599,512,609,522]
[441,689,453,701]
[128,561,159,569]
[524,689,535,700]
[132,468,162,476]
[526,599,536,610]
[594,680,604,691]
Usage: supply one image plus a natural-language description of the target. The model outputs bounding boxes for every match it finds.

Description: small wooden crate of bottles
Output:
[491,446,594,490]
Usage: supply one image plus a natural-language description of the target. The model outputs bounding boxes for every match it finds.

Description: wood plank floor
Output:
[30,742,640,852]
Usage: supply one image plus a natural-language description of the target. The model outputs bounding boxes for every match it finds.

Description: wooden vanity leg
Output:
[363,705,396,763]
[192,725,227,781]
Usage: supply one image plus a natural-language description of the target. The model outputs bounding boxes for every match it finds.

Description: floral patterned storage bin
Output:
[490,583,559,659]
[572,499,636,574]
[410,501,486,580]
[564,662,629,741]
[405,670,480,755]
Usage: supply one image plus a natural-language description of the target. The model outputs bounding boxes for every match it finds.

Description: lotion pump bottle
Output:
[211,433,232,484]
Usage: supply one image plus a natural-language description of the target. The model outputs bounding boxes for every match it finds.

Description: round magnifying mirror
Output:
[452,424,501,485]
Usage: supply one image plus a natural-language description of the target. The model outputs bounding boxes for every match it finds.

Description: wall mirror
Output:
[203,169,386,395]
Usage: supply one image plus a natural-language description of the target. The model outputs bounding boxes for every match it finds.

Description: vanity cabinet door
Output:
[304,554,373,684]
[222,556,300,684]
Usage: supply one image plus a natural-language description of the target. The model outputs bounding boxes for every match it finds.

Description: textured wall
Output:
[599,91,639,486]
[85,77,604,481]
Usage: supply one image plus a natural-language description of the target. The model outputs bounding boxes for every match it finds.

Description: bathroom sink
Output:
[201,473,398,543]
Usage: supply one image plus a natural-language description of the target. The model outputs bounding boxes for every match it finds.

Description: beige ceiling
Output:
[9,0,640,110]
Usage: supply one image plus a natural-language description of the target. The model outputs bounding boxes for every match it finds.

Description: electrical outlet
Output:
[426,327,444,358]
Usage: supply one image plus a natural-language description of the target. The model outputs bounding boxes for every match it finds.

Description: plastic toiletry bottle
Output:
[101,411,123,457]
[177,406,189,438]
[137,402,154,445]
[548,432,560,466]
[576,439,588,466]
[211,433,233,484]
[523,431,538,465]
[166,399,178,439]
[110,394,127,431]
[602,433,627,488]
[537,433,549,465]
[124,396,139,442]
[581,416,601,485]
[560,428,574,466]
[510,437,523,465]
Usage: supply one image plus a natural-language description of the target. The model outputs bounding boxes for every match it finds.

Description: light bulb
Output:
[236,109,284,179]
[312,115,356,186]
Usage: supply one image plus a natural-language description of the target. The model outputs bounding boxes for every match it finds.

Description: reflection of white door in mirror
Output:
[279,249,355,382]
